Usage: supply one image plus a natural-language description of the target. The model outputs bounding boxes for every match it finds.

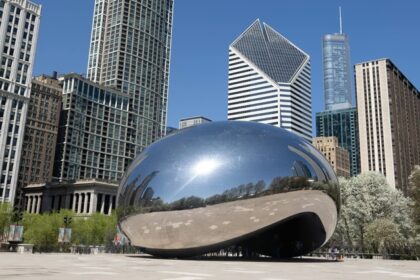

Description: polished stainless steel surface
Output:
[117,121,339,258]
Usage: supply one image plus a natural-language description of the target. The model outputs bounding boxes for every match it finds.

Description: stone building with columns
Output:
[23,179,117,215]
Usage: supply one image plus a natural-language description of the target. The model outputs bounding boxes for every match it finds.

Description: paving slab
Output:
[0,253,419,280]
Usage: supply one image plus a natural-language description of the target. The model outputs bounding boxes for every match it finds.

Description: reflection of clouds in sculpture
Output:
[117,121,339,258]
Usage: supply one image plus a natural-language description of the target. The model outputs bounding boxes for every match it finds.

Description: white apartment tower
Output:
[228,20,312,140]
[0,0,41,204]
[355,59,420,194]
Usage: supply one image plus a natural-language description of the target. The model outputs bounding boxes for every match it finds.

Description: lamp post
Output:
[8,211,24,251]
[58,215,72,251]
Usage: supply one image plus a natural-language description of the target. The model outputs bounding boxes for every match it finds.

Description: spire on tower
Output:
[339,7,343,34]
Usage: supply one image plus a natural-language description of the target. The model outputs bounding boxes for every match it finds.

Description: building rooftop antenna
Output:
[339,6,343,34]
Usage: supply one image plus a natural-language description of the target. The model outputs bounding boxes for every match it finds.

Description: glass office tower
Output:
[316,10,358,177]
[323,33,352,110]
[87,0,174,158]
[316,107,360,177]
[54,74,131,182]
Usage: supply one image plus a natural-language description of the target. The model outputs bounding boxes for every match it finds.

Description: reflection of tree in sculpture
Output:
[266,176,310,194]
[119,175,338,215]
[170,196,206,210]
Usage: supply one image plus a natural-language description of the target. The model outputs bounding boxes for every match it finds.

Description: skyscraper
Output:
[0,0,41,204]
[18,74,61,202]
[316,108,360,176]
[316,9,359,177]
[323,8,352,110]
[355,59,420,194]
[87,0,174,157]
[227,19,312,141]
[53,74,131,183]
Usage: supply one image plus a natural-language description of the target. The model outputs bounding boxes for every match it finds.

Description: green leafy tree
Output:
[0,203,12,241]
[23,210,74,252]
[72,213,117,246]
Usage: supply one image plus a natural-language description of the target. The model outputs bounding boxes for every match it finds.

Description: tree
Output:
[408,166,420,255]
[364,218,404,255]
[331,172,414,253]
[0,203,12,242]
[72,213,117,246]
[23,210,75,252]
[408,165,420,229]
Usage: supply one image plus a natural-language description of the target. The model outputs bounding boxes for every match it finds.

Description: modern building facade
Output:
[313,136,350,178]
[179,116,211,129]
[17,74,61,205]
[323,33,352,110]
[23,180,117,215]
[355,59,420,194]
[316,10,358,176]
[322,8,352,110]
[87,0,174,157]
[227,19,312,141]
[0,0,41,204]
[53,74,132,183]
[316,107,360,176]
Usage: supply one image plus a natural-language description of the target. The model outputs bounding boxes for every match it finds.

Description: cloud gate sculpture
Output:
[117,121,339,258]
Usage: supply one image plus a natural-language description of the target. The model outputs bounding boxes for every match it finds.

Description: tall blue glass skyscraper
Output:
[322,30,352,110]
[316,9,360,177]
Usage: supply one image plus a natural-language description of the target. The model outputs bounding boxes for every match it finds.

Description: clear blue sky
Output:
[33,0,420,131]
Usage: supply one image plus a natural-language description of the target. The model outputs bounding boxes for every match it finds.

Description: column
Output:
[83,193,88,214]
[31,196,37,213]
[36,195,41,214]
[72,194,76,212]
[100,193,105,214]
[26,196,31,212]
[108,195,113,215]
[77,193,82,214]
[89,192,94,214]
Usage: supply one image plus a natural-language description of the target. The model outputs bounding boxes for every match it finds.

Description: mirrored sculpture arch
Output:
[117,121,340,258]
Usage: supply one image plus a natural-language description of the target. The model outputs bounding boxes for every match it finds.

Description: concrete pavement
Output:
[0,253,419,279]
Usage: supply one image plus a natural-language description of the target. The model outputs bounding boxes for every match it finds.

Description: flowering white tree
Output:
[330,172,414,254]
[408,166,420,229]
[408,165,420,254]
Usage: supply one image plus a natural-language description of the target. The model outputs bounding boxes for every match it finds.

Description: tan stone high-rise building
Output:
[313,136,350,178]
[355,59,420,194]
[17,74,61,200]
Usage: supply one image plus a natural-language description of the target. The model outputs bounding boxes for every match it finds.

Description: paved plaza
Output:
[0,253,419,280]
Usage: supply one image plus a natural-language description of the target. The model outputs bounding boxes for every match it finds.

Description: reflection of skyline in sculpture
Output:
[117,121,339,258]
[118,171,159,217]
